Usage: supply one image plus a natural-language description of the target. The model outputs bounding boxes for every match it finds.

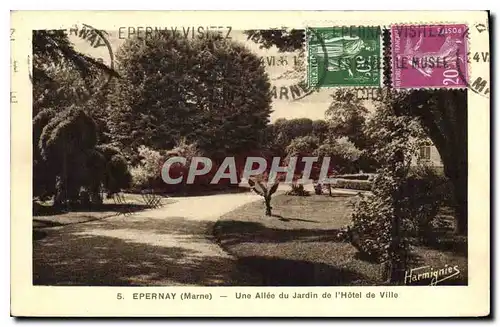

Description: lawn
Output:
[33,193,175,229]
[213,194,467,286]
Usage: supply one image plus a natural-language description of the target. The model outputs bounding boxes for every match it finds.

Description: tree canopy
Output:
[107,32,273,161]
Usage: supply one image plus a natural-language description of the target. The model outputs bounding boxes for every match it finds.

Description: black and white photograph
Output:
[31,26,468,287]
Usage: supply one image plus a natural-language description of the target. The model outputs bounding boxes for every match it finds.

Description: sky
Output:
[69,26,375,122]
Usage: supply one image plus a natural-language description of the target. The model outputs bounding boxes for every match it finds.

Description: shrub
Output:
[130,165,151,190]
[130,146,164,190]
[314,183,323,195]
[347,192,393,262]
[285,183,310,196]
[96,145,132,196]
[401,165,451,241]
[346,164,450,264]
[331,179,373,191]
[346,171,399,263]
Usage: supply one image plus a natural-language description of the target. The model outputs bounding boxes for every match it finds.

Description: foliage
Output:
[34,106,130,206]
[326,90,369,149]
[32,30,117,117]
[364,98,427,169]
[130,146,164,190]
[32,30,124,206]
[165,139,215,192]
[346,92,428,281]
[32,29,117,82]
[165,137,202,161]
[244,28,305,52]
[401,164,451,241]
[314,137,362,174]
[393,89,468,235]
[285,135,319,157]
[267,118,317,158]
[33,108,58,199]
[348,189,393,262]
[107,31,272,159]
[38,107,100,206]
[311,120,329,143]
[96,144,132,195]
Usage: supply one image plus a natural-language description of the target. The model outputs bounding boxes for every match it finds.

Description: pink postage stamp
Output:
[391,24,468,89]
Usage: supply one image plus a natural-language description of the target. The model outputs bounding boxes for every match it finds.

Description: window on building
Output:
[419,145,431,160]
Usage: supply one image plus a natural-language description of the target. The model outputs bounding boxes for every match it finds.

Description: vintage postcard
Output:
[11,11,490,317]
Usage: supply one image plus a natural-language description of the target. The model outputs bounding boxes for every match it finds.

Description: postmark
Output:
[306,26,382,88]
[458,23,490,98]
[391,24,468,89]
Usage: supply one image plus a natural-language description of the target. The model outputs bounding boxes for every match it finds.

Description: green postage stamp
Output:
[306,26,382,87]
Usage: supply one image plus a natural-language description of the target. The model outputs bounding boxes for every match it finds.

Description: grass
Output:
[214,194,467,286]
[33,193,175,228]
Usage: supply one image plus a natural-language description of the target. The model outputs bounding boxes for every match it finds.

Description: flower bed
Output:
[331,178,373,191]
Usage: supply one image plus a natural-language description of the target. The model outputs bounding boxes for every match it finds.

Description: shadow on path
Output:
[33,216,259,286]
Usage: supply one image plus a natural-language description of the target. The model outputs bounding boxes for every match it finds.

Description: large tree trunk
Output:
[408,90,468,235]
[445,163,468,235]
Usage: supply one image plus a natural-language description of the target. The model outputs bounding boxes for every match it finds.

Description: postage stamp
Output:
[391,24,469,89]
[306,26,381,87]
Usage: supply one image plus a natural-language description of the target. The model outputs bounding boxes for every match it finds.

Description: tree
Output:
[285,135,319,157]
[38,106,101,206]
[96,145,132,196]
[267,118,315,158]
[244,29,305,52]
[107,31,272,160]
[315,137,363,175]
[393,89,468,235]
[248,177,280,216]
[244,28,314,96]
[33,108,58,199]
[312,120,329,143]
[32,30,129,208]
[285,135,320,183]
[326,90,370,149]
[32,30,118,116]
[34,106,131,207]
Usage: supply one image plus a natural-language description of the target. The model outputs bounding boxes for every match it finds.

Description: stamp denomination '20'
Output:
[391,24,468,89]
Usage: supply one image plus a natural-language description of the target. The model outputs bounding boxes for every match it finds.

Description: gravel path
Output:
[33,192,262,286]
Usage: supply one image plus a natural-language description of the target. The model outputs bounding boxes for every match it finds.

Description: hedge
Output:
[334,173,376,181]
[330,178,373,191]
